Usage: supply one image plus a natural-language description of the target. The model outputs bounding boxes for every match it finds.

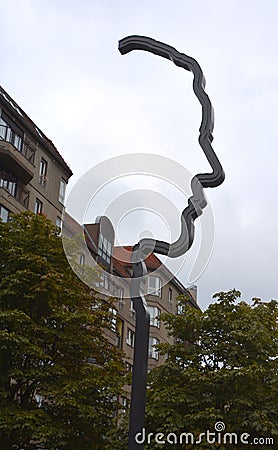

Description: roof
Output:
[62,215,198,308]
[0,85,73,178]
[112,256,131,278]
[113,245,162,271]
[113,245,198,308]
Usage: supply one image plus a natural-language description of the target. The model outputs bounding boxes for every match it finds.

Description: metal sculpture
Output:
[118,35,225,450]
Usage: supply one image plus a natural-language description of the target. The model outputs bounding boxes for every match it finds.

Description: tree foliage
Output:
[0,212,125,449]
[144,290,278,449]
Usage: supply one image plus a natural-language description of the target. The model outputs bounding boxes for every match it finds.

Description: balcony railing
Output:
[18,184,30,208]
[23,139,36,165]
[0,125,36,165]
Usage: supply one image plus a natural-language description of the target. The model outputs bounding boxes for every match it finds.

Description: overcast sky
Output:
[1,0,278,309]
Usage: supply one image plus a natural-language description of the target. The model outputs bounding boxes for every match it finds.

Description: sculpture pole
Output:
[128,250,150,450]
[118,35,225,449]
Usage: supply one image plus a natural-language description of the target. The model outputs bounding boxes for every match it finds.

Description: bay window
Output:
[147,306,161,328]
[149,337,160,360]
[148,275,162,297]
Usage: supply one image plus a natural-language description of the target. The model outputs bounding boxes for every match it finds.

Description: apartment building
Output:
[113,246,198,371]
[64,213,199,372]
[0,85,72,225]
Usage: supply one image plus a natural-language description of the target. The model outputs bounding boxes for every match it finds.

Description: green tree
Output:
[144,290,278,449]
[0,212,125,449]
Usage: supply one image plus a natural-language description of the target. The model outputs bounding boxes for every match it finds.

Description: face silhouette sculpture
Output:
[117,36,225,450]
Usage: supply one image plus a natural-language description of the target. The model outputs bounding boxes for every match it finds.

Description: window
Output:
[39,158,47,186]
[0,90,23,117]
[149,337,160,360]
[56,216,62,234]
[148,306,161,328]
[109,308,117,332]
[0,111,23,151]
[34,199,43,214]
[130,299,136,319]
[148,275,162,297]
[34,393,43,407]
[116,318,124,348]
[0,165,17,197]
[118,286,124,301]
[103,274,109,291]
[96,273,109,291]
[98,233,112,264]
[58,179,66,204]
[0,204,10,222]
[126,328,135,347]
[125,362,133,373]
[118,287,124,309]
[35,126,44,139]
[168,288,173,307]
[79,253,85,265]
[121,397,128,413]
[177,303,185,315]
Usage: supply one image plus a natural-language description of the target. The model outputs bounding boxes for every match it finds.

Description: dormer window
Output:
[98,232,112,264]
[0,90,23,117]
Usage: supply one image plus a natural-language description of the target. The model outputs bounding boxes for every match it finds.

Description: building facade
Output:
[0,86,72,226]
[112,245,198,372]
[77,215,200,372]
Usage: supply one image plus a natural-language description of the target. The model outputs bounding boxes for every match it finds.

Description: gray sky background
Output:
[1,0,278,309]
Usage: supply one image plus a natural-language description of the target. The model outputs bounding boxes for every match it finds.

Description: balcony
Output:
[0,125,35,184]
[0,183,30,211]
[0,164,30,211]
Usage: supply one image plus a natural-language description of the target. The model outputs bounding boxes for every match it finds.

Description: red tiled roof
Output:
[112,256,131,278]
[113,246,162,271]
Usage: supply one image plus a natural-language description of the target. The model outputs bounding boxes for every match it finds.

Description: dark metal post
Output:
[128,254,150,449]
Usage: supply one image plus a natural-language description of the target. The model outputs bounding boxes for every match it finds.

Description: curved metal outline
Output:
[119,35,225,259]
[118,35,225,450]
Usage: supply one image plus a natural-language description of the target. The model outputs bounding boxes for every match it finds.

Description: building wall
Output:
[27,144,67,223]
[0,86,72,224]
[114,270,197,372]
